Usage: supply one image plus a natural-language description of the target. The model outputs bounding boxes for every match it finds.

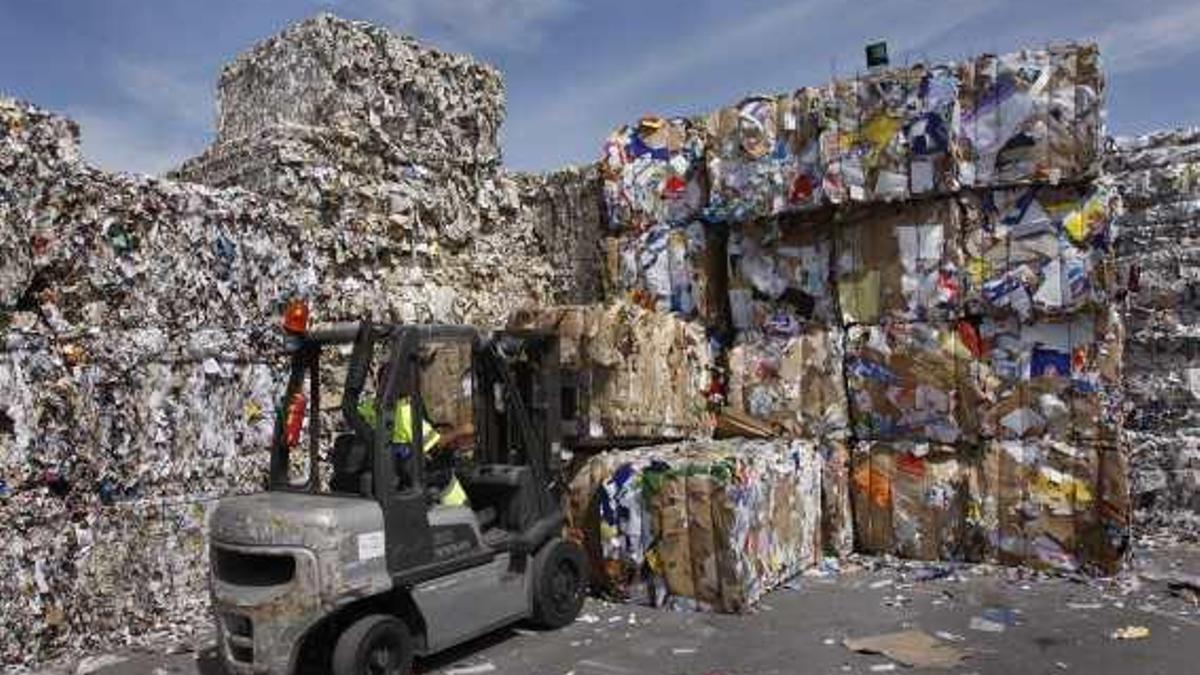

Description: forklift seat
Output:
[330,433,371,495]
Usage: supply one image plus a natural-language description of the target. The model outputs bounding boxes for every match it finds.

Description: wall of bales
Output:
[1106,130,1200,535]
[0,15,602,668]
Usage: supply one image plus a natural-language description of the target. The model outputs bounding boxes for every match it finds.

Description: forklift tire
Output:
[332,614,413,675]
[530,538,587,629]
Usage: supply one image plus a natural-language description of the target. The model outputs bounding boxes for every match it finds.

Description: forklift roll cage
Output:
[268,321,563,577]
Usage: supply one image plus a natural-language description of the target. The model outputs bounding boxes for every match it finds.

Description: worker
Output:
[356,396,468,507]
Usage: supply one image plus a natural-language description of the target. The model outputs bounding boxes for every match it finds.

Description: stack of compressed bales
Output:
[565,439,821,612]
[0,14,607,668]
[595,40,1127,577]
[1105,130,1200,536]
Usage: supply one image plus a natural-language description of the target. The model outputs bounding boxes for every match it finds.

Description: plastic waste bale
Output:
[976,308,1124,441]
[850,441,974,560]
[835,198,965,324]
[601,116,707,232]
[844,321,983,444]
[957,44,1104,188]
[725,325,848,438]
[602,221,726,327]
[978,439,1128,573]
[728,216,836,330]
[507,303,714,441]
[567,439,822,612]
[962,182,1119,320]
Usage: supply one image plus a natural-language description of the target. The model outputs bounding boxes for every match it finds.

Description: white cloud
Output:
[67,60,215,176]
[111,60,215,131]
[368,0,576,50]
[70,107,206,176]
[1096,1,1200,74]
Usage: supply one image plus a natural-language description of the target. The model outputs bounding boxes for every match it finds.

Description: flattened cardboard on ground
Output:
[843,630,967,669]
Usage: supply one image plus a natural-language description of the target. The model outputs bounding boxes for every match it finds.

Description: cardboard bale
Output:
[571,439,821,612]
[979,439,1126,572]
[958,44,1104,188]
[835,198,965,324]
[829,68,917,203]
[728,216,836,331]
[850,440,1128,571]
[977,307,1123,441]
[962,182,1119,321]
[850,442,972,560]
[845,321,982,444]
[705,92,845,222]
[601,116,707,232]
[820,438,854,557]
[726,326,848,438]
[907,63,963,195]
[507,303,714,441]
[603,221,726,327]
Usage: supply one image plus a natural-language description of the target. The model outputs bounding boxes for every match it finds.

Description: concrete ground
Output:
[56,546,1199,675]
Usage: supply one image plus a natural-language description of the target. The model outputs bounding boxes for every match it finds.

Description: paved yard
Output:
[53,546,1200,675]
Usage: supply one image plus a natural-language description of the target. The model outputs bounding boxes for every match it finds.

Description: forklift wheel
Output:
[531,538,587,629]
[332,614,413,675]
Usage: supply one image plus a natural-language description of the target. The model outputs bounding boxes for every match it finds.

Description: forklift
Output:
[208,306,588,675]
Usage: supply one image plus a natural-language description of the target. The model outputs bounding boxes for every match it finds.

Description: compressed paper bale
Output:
[508,303,714,441]
[845,321,982,444]
[603,221,726,327]
[820,439,854,557]
[976,308,1123,441]
[1106,129,1200,534]
[582,440,821,612]
[983,440,1108,571]
[850,442,969,560]
[957,44,1104,187]
[704,95,787,223]
[781,87,846,209]
[214,14,504,164]
[726,325,848,438]
[728,216,836,331]
[601,116,707,231]
[961,182,1120,320]
[0,495,214,668]
[830,68,916,203]
[908,63,962,195]
[835,198,965,324]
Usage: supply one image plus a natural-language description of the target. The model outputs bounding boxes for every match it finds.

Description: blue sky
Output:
[1,0,1198,175]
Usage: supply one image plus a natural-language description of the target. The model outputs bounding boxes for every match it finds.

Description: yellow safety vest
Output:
[357,398,464,507]
[357,397,441,453]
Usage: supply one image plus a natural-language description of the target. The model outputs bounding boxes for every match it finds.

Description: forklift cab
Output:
[208,318,586,675]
